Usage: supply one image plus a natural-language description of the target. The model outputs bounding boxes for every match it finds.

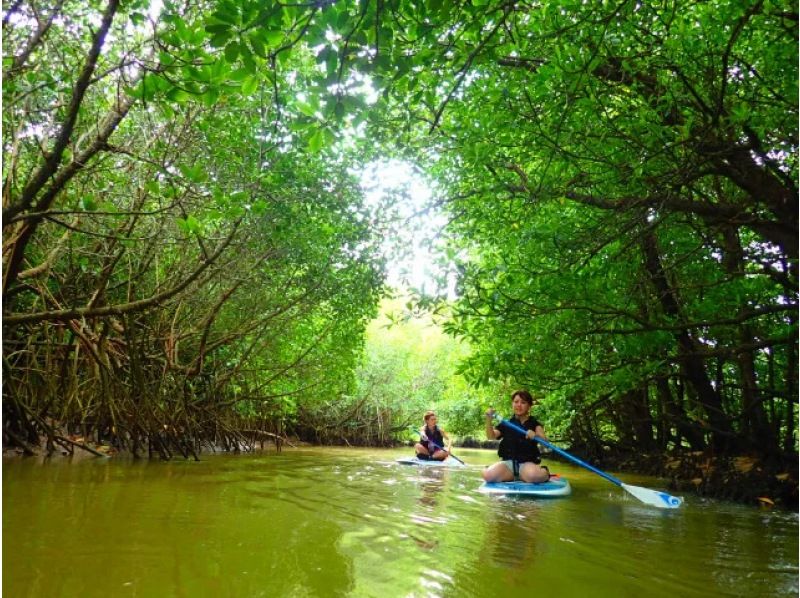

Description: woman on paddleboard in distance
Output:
[414,411,452,461]
[483,390,551,484]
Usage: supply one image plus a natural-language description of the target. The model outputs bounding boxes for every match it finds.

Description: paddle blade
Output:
[621,483,683,509]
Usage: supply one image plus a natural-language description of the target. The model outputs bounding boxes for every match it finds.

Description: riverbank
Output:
[600,448,798,510]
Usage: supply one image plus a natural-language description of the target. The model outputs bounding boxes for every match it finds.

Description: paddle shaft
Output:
[496,417,623,487]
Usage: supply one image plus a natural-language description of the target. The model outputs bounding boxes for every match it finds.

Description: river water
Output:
[3,447,797,597]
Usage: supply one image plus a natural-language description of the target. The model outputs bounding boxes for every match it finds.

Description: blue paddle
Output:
[494,415,682,509]
[412,428,466,465]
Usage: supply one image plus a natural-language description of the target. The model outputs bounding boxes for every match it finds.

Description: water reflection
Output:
[416,469,445,509]
[409,469,447,550]
[484,503,542,570]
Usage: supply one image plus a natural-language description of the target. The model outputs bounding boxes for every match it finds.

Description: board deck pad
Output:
[478,477,571,497]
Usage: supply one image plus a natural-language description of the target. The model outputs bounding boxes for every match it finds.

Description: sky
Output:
[360,159,455,297]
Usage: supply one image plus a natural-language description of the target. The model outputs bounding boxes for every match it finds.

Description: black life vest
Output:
[497,416,542,463]
[421,425,444,452]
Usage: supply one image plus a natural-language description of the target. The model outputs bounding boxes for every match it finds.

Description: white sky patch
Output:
[360,160,455,297]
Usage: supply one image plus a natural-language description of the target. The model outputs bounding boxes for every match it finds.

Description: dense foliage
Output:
[361,0,798,457]
[3,0,796,465]
[296,297,497,445]
[2,0,385,457]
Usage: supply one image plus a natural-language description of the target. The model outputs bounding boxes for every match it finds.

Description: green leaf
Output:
[176,215,200,234]
[336,9,350,30]
[185,215,200,233]
[242,51,257,73]
[295,101,318,118]
[264,31,283,46]
[241,76,259,95]
[229,68,251,82]
[179,164,208,183]
[326,52,338,79]
[252,199,268,215]
[166,86,191,103]
[224,42,240,63]
[213,8,239,25]
[202,86,220,106]
[308,129,325,153]
[426,0,444,13]
[129,12,146,26]
[238,43,253,65]
[209,32,233,48]
[205,23,230,35]
[249,32,267,58]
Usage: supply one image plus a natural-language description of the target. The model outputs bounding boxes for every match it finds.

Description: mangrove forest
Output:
[2,0,797,507]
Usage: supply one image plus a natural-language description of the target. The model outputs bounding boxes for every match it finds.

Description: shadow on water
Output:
[3,447,798,597]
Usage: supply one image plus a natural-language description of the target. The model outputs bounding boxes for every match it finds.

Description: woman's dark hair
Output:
[511,390,534,406]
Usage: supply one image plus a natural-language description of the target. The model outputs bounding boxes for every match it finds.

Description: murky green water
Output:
[3,447,797,597]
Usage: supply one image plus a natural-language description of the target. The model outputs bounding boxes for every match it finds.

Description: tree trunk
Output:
[719,226,775,453]
[656,375,706,451]
[641,229,734,451]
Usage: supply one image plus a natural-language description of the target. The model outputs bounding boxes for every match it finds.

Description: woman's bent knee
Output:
[483,464,512,483]
[520,466,548,484]
[483,467,503,482]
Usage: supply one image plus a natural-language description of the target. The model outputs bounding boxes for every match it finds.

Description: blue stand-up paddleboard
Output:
[479,476,571,497]
[396,456,466,468]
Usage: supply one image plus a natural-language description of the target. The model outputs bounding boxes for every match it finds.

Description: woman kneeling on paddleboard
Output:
[414,411,452,461]
[483,390,550,484]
